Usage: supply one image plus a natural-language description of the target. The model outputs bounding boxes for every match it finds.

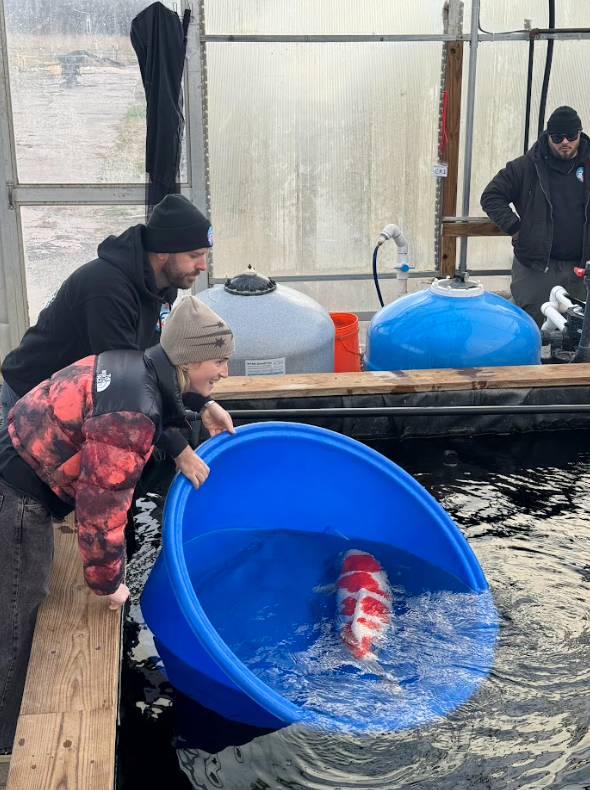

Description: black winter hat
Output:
[546,106,582,135]
[143,194,213,253]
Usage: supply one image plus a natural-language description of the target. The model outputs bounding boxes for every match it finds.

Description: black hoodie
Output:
[1,225,206,457]
[2,225,174,396]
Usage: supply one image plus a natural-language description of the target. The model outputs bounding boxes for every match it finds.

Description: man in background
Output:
[481,106,590,325]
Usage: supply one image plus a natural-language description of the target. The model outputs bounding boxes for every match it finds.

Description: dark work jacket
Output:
[480,134,590,272]
[0,345,198,595]
[0,225,200,459]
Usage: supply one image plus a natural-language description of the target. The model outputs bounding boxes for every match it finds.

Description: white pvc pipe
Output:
[541,301,567,332]
[550,285,574,314]
[378,223,411,298]
[396,269,410,297]
[379,224,409,261]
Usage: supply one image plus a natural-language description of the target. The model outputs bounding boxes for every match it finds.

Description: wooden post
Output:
[440,39,464,278]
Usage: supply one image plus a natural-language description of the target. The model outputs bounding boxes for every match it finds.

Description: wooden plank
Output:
[440,40,463,278]
[213,364,590,401]
[7,516,120,790]
[442,217,505,238]
[7,710,115,790]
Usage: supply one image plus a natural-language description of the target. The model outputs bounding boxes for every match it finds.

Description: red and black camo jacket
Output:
[7,350,169,596]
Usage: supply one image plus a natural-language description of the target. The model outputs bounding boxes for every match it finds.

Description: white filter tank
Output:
[196,267,335,376]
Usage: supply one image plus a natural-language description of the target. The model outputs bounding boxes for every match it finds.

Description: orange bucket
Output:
[330,312,361,372]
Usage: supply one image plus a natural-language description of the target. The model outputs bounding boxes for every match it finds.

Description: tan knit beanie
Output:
[160,296,235,365]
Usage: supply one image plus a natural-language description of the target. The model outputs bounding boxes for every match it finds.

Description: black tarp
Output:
[131,2,190,217]
[191,385,590,444]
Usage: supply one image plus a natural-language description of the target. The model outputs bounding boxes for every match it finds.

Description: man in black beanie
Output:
[1,194,232,489]
[481,105,590,325]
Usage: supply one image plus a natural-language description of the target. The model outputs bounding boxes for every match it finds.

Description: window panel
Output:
[20,205,144,322]
[207,42,442,281]
[5,0,186,183]
[204,1,447,36]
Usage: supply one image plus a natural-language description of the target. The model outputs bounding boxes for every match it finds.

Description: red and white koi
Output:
[336,549,392,661]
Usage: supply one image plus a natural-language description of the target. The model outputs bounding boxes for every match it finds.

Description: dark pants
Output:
[511,257,587,327]
[0,381,20,428]
[0,480,53,752]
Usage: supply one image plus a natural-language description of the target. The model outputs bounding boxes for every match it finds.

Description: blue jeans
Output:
[0,479,53,752]
[0,381,20,428]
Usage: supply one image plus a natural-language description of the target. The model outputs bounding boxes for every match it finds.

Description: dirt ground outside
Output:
[8,52,148,322]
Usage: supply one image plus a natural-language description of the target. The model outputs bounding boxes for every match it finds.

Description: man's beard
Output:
[162,254,197,289]
[553,148,577,160]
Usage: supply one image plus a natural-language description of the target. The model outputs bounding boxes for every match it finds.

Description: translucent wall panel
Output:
[4,0,183,183]
[476,0,589,31]
[207,42,442,291]
[465,38,590,275]
[21,205,144,322]
[204,0,448,36]
[288,277,440,317]
[205,0,590,40]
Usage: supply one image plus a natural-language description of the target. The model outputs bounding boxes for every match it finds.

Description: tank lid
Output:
[430,273,484,298]
[224,265,277,296]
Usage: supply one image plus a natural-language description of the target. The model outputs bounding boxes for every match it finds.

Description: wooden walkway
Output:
[6,514,120,790]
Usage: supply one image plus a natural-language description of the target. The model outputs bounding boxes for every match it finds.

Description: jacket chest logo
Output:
[96,370,111,392]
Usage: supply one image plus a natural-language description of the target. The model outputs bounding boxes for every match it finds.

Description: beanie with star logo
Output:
[160,296,235,364]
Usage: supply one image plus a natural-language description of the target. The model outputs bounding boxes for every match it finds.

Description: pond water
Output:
[118,429,590,790]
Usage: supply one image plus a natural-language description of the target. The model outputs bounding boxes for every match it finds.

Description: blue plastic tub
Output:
[141,423,497,732]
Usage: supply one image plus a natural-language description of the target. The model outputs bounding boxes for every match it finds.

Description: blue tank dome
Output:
[364,277,541,371]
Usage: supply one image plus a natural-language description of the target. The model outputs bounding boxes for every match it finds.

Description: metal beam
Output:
[458,0,480,273]
[202,33,472,43]
[479,30,590,42]
[186,404,590,421]
[210,271,441,284]
[0,0,29,352]
[11,184,168,205]
[210,269,509,284]
[183,0,211,293]
[199,31,590,44]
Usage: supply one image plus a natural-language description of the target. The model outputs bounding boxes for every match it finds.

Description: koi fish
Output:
[336,549,392,661]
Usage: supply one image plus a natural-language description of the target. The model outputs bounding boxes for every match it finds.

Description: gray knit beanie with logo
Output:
[160,296,235,365]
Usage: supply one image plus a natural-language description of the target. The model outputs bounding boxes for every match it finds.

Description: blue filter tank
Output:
[364,276,541,371]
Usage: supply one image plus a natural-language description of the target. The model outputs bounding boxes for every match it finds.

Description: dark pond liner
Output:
[197,384,590,442]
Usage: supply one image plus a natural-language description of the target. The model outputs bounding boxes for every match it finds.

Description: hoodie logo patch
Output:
[207,225,213,246]
[156,303,171,332]
[577,166,584,183]
[96,370,111,392]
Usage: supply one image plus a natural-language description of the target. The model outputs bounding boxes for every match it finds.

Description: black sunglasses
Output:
[549,131,581,144]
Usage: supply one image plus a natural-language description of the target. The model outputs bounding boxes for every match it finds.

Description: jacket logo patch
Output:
[577,166,584,183]
[96,370,111,392]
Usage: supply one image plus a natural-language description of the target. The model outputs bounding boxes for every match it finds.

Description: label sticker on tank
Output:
[245,358,286,376]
